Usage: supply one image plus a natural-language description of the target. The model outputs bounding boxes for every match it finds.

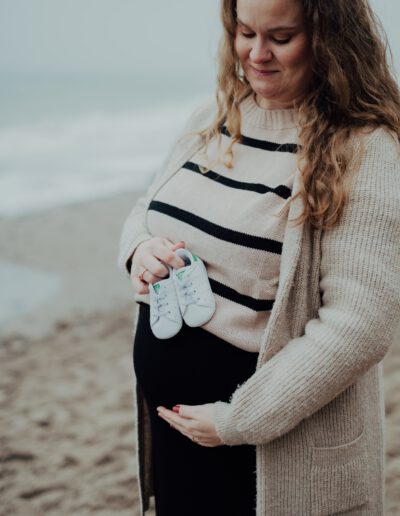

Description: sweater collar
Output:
[240,92,300,130]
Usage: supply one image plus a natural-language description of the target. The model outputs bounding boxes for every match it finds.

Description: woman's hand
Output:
[130,237,186,294]
[157,403,224,447]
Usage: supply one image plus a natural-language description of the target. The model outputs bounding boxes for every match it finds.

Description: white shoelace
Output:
[177,280,200,306]
[153,289,171,319]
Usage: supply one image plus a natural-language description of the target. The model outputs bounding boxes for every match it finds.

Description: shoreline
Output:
[0,190,142,340]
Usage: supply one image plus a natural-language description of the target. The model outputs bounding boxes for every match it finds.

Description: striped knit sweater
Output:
[132,92,300,351]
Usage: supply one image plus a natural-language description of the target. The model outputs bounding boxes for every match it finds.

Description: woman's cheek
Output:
[234,37,246,62]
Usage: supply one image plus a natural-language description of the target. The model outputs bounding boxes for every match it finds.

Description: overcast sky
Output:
[0,0,220,78]
[0,0,398,79]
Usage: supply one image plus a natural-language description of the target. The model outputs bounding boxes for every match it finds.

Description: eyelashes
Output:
[241,34,291,45]
[272,38,291,45]
[240,32,292,45]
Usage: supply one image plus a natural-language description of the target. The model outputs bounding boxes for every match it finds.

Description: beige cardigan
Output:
[118,96,400,516]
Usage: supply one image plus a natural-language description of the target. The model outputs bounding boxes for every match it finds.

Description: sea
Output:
[0,71,214,218]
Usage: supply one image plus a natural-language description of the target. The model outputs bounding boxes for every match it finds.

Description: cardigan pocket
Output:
[310,427,369,515]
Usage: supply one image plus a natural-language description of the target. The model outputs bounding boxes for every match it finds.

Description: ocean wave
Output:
[0,96,205,218]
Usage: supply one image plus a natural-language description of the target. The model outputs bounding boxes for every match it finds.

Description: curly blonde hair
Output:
[192,0,400,230]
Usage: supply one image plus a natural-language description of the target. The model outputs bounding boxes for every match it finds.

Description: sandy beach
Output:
[1,192,399,515]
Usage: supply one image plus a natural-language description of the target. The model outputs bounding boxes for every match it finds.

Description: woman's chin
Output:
[252,88,278,107]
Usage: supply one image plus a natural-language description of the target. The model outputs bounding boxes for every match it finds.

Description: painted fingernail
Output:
[172,405,181,413]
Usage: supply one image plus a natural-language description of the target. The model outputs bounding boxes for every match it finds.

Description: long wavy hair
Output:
[190,0,400,230]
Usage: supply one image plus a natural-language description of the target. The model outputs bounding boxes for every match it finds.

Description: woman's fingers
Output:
[157,406,222,447]
[130,238,187,295]
[160,414,216,446]
[158,409,203,435]
[137,248,183,282]
[164,417,199,440]
[131,274,149,295]
[168,240,186,252]
[146,254,170,279]
[154,242,185,272]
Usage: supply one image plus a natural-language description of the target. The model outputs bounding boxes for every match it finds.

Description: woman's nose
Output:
[249,38,273,63]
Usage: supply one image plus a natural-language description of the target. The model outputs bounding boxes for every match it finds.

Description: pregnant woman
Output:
[118,0,400,514]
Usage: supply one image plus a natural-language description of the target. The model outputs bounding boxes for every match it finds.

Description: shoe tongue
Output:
[152,283,161,294]
[175,266,191,280]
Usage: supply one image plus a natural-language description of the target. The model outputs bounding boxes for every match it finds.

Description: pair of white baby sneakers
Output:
[148,248,216,339]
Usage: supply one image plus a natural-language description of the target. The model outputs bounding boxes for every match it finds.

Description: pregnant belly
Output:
[133,302,258,409]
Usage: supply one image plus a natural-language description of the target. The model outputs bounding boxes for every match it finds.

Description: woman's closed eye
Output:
[241,32,253,39]
[271,37,292,45]
[240,32,292,44]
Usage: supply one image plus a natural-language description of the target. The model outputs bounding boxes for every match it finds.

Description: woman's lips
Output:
[250,66,279,77]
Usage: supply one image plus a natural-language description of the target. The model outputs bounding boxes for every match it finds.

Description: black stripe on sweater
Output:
[148,200,283,253]
[209,277,275,311]
[220,125,299,154]
[182,161,292,199]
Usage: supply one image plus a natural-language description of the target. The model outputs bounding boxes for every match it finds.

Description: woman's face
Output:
[234,0,313,109]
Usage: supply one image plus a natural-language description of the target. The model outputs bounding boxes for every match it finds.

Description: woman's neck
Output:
[255,92,302,110]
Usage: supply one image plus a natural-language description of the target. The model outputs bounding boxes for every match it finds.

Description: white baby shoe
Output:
[171,248,216,327]
[149,264,183,339]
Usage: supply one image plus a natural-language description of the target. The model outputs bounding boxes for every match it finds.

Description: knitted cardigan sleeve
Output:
[117,95,215,276]
[213,127,400,446]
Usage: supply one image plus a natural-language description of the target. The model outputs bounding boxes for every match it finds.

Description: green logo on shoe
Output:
[153,283,160,293]
[193,254,198,261]
[176,270,185,280]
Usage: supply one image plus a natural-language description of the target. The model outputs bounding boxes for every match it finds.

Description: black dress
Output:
[133,302,258,516]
